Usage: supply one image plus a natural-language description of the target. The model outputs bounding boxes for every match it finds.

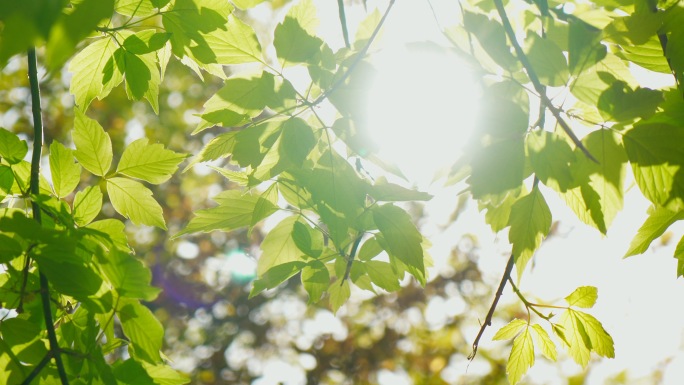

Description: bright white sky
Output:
[245,0,684,383]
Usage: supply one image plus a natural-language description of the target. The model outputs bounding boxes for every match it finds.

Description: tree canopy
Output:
[1,0,684,384]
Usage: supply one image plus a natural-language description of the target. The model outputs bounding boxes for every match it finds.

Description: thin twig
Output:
[341,234,363,285]
[20,352,53,385]
[468,253,515,360]
[28,47,69,385]
[312,0,396,106]
[492,0,597,163]
[337,0,351,49]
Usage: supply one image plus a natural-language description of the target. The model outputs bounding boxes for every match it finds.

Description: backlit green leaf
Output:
[0,233,23,263]
[624,206,684,257]
[373,204,425,285]
[202,14,263,64]
[572,310,615,358]
[123,50,160,113]
[118,299,163,363]
[568,19,607,75]
[69,36,124,110]
[123,30,171,55]
[101,250,161,301]
[73,186,103,226]
[0,165,13,201]
[0,127,28,164]
[301,260,329,304]
[174,190,268,237]
[525,32,570,86]
[257,216,305,275]
[526,130,576,192]
[462,11,519,71]
[142,362,191,385]
[565,286,599,308]
[116,138,186,184]
[38,259,103,301]
[364,260,400,292]
[273,0,324,66]
[597,82,663,122]
[250,261,306,298]
[73,110,113,177]
[530,324,557,361]
[358,237,383,261]
[115,0,157,17]
[624,123,684,211]
[328,279,350,314]
[368,178,432,202]
[107,177,166,229]
[292,220,324,258]
[508,187,552,279]
[87,219,131,252]
[507,327,534,385]
[674,235,684,277]
[49,141,81,198]
[493,318,527,340]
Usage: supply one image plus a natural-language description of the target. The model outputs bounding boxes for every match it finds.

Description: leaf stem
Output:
[468,253,514,360]
[337,0,351,49]
[492,0,597,163]
[28,47,70,385]
[508,277,551,320]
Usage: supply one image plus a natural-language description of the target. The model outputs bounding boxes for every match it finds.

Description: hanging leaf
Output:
[624,206,684,257]
[116,138,187,184]
[69,36,124,110]
[107,177,166,229]
[73,110,113,177]
[257,216,305,276]
[49,141,81,198]
[101,250,161,301]
[0,127,28,165]
[530,324,557,361]
[507,327,535,385]
[508,187,552,279]
[372,204,425,285]
[273,0,324,66]
[526,130,576,192]
[73,186,103,226]
[118,299,164,364]
[565,286,599,308]
[525,32,570,86]
[493,318,527,340]
[301,260,329,303]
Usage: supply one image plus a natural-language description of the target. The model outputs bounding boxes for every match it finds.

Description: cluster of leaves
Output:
[3,0,684,383]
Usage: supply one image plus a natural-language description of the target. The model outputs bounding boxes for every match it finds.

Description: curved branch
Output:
[337,0,351,49]
[493,0,597,163]
[468,253,515,360]
[28,48,69,385]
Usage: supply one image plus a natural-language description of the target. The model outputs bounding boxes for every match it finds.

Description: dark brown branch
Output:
[468,253,515,360]
[28,47,69,385]
[493,0,597,163]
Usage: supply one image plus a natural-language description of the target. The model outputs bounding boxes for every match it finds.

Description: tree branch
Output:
[468,253,515,360]
[493,0,597,163]
[313,0,396,106]
[28,47,69,385]
[337,0,351,49]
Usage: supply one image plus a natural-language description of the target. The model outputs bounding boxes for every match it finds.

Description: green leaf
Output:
[526,130,576,192]
[0,165,15,201]
[257,216,305,276]
[525,32,570,86]
[530,324,557,361]
[107,177,166,229]
[45,0,115,70]
[174,190,269,237]
[292,221,323,258]
[568,19,607,75]
[273,0,324,66]
[372,204,425,285]
[73,186,103,226]
[328,279,350,315]
[115,0,157,17]
[597,82,663,122]
[508,187,552,279]
[49,141,81,198]
[368,177,432,202]
[73,110,113,177]
[87,219,131,253]
[114,359,156,385]
[196,73,276,133]
[277,118,316,168]
[507,327,535,385]
[123,50,160,113]
[250,261,306,298]
[118,299,163,363]
[202,13,262,64]
[618,35,671,73]
[559,309,614,367]
[492,318,527,340]
[462,11,519,71]
[142,362,191,385]
[101,250,160,301]
[565,286,599,308]
[123,30,171,55]
[186,132,237,169]
[0,127,28,164]
[69,36,124,110]
[364,260,401,292]
[38,259,103,301]
[0,233,23,263]
[675,235,684,277]
[301,260,329,304]
[624,206,684,257]
[358,237,383,261]
[572,310,615,358]
[479,189,522,233]
[116,138,186,184]
[624,123,684,211]
[231,0,265,9]
[560,129,626,234]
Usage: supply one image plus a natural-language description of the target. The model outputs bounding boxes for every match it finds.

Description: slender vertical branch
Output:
[341,233,363,285]
[492,0,597,163]
[468,253,515,360]
[337,0,351,49]
[28,48,70,385]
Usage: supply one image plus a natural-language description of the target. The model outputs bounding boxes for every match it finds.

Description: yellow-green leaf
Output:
[507,327,535,385]
[116,138,186,184]
[565,286,599,308]
[118,299,164,363]
[625,206,684,257]
[0,127,28,165]
[257,216,304,276]
[530,324,557,361]
[107,177,166,229]
[49,141,81,198]
[493,318,527,341]
[73,110,113,177]
[508,187,552,279]
[73,186,103,226]
[69,36,124,111]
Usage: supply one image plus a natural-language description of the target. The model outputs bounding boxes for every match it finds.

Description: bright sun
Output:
[366,45,481,188]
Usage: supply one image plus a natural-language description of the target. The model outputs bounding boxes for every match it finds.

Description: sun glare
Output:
[366,45,481,188]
